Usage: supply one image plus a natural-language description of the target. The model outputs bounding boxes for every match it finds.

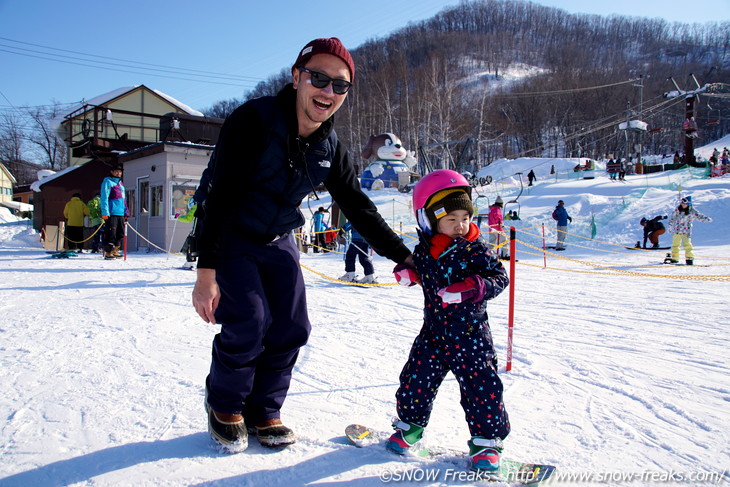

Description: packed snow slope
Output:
[1,155,729,486]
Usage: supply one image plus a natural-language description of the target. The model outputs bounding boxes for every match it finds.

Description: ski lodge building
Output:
[34,85,223,252]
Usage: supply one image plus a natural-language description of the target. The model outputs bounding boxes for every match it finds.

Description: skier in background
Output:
[180,161,213,270]
[311,207,329,253]
[100,163,129,259]
[63,193,90,252]
[390,170,510,473]
[487,196,508,259]
[551,200,572,250]
[339,221,377,283]
[667,196,712,265]
[86,193,103,253]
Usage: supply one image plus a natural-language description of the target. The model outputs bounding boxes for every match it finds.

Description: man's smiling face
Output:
[292,53,351,137]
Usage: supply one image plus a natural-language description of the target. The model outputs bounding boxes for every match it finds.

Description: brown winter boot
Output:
[111,246,122,258]
[252,418,296,447]
[205,403,248,453]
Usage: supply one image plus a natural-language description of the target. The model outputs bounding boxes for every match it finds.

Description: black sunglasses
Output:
[298,67,352,95]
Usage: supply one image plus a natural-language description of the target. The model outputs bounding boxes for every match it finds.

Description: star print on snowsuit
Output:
[394,223,511,440]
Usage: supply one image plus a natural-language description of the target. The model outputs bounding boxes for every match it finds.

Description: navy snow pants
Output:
[344,239,374,275]
[395,324,510,440]
[206,234,311,424]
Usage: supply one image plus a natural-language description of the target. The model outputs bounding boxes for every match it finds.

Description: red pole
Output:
[541,223,547,268]
[506,227,516,372]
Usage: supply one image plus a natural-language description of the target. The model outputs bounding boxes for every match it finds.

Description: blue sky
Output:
[0,0,727,114]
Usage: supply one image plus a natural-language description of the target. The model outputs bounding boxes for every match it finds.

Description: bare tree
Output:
[202,98,243,119]
[0,111,25,163]
[25,102,67,169]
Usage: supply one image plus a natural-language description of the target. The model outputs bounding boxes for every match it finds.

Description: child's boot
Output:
[339,271,357,282]
[358,274,378,284]
[469,437,503,472]
[385,419,424,454]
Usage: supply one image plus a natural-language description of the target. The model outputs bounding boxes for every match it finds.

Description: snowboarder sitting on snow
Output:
[667,196,712,265]
[390,169,510,473]
[639,215,667,249]
[339,221,377,284]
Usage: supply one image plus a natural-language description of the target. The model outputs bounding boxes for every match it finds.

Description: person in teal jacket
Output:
[311,207,329,253]
[100,164,128,258]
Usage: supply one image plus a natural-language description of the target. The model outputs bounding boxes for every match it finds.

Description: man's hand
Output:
[192,268,220,323]
[102,215,109,220]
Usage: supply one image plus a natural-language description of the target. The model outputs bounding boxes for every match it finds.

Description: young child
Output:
[390,169,510,472]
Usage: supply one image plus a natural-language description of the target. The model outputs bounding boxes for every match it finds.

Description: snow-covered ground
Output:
[1,146,729,486]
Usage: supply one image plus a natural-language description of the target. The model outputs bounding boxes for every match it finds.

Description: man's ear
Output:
[292,67,300,89]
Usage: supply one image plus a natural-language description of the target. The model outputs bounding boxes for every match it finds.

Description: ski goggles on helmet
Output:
[298,67,352,95]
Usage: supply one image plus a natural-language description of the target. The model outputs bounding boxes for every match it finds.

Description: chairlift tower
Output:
[664,74,708,163]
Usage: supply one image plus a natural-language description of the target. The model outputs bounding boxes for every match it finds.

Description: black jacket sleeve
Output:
[325,142,411,264]
[197,105,266,269]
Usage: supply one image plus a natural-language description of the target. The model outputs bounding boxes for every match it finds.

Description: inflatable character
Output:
[360,133,416,190]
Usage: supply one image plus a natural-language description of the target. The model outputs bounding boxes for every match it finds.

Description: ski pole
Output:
[123,220,128,261]
[168,213,180,258]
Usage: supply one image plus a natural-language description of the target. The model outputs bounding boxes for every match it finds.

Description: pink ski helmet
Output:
[412,169,471,232]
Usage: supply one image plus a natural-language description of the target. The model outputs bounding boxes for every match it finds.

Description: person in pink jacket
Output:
[487,196,507,259]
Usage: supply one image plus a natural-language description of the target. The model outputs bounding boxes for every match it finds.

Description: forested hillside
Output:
[204,0,730,170]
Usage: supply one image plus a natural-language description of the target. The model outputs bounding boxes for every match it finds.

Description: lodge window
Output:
[151,185,163,217]
[139,181,149,213]
[126,189,136,217]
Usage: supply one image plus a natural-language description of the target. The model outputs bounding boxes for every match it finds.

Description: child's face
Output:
[437,209,471,239]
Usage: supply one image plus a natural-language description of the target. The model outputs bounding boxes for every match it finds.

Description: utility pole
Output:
[625,101,631,162]
[633,75,644,161]
[665,74,708,164]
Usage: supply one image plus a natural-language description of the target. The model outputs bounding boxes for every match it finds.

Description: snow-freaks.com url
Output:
[377,467,727,484]
[549,469,727,483]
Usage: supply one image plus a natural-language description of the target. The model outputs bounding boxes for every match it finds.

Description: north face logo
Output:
[318,160,331,168]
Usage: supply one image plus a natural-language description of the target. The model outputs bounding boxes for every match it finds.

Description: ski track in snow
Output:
[1,165,730,486]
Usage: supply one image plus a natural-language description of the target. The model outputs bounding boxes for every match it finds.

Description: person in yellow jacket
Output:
[63,193,90,251]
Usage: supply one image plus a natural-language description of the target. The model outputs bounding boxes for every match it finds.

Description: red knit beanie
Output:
[294,37,355,81]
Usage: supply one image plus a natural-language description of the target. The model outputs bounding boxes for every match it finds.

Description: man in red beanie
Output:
[192,37,413,453]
